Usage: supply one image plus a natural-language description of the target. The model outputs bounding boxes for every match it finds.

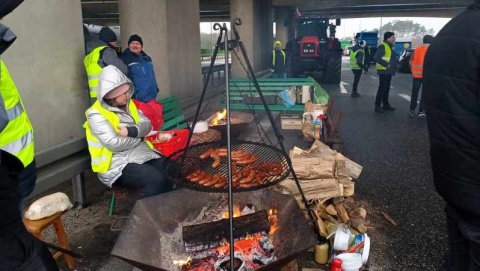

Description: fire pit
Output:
[111,189,317,271]
[207,109,254,139]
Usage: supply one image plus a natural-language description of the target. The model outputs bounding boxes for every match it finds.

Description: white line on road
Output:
[399,94,411,102]
[370,76,378,80]
[340,81,348,94]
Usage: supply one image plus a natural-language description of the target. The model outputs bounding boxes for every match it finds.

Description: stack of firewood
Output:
[314,196,369,237]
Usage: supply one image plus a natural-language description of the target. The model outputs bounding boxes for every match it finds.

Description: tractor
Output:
[286,18,343,84]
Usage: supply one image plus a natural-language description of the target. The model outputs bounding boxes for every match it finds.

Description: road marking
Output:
[340,81,348,94]
[399,94,411,102]
[370,76,378,80]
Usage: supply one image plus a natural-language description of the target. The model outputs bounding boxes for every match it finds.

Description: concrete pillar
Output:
[119,0,202,102]
[230,0,273,77]
[275,7,289,47]
[2,1,88,152]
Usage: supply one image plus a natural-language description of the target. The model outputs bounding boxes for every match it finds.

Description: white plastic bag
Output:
[24,192,73,220]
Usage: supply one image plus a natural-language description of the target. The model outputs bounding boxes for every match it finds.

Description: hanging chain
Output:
[231,48,275,146]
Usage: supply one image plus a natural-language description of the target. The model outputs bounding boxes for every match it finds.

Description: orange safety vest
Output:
[410,44,429,79]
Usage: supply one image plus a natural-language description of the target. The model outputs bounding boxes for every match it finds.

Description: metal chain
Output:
[231,48,275,146]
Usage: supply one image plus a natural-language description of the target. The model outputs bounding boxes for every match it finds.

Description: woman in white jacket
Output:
[85,65,171,198]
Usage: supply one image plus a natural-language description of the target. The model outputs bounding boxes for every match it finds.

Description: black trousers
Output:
[410,78,424,112]
[352,69,362,93]
[375,74,392,107]
[0,228,59,271]
[115,158,173,198]
[441,204,480,271]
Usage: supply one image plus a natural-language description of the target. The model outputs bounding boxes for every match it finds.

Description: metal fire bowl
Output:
[111,189,317,271]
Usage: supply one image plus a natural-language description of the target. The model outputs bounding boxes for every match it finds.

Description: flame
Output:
[173,257,191,266]
[268,209,279,235]
[210,108,227,126]
[222,205,242,219]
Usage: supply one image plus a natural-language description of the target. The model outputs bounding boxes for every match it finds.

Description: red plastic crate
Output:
[146,129,189,157]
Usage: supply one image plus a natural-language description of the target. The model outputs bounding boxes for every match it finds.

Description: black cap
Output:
[383,32,395,41]
[128,34,143,46]
[0,0,24,18]
[423,35,434,44]
[99,27,117,43]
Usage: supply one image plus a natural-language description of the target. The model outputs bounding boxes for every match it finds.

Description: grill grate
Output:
[164,140,290,192]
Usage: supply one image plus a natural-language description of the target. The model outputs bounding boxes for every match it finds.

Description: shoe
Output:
[417,112,426,118]
[375,106,384,113]
[383,105,396,111]
[409,110,415,118]
[351,92,362,98]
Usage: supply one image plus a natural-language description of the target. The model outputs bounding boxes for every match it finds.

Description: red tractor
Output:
[286,18,343,84]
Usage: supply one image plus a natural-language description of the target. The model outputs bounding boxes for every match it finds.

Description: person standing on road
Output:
[423,1,480,270]
[408,35,433,118]
[270,40,286,78]
[350,40,365,98]
[373,32,397,113]
[84,26,128,99]
[0,0,37,212]
[363,45,371,73]
[120,34,159,103]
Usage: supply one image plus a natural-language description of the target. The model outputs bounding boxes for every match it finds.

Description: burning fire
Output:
[268,209,279,235]
[210,108,227,126]
[173,257,192,266]
[222,205,242,219]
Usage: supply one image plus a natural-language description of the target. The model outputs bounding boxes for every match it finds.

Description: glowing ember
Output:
[173,257,191,267]
[210,108,227,126]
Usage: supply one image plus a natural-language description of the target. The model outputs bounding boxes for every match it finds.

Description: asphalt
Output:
[28,56,448,271]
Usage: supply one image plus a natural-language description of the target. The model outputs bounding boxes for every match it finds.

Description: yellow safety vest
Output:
[272,49,286,66]
[376,42,392,71]
[84,46,107,98]
[350,49,364,70]
[83,100,154,173]
[0,60,35,167]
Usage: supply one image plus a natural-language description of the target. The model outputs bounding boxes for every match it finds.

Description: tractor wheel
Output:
[324,51,342,84]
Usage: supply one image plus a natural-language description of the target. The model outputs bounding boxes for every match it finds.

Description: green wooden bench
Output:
[222,77,318,113]
[109,95,187,216]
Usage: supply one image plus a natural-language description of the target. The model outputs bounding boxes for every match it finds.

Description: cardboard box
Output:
[281,114,302,130]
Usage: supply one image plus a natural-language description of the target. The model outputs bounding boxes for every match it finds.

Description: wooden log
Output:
[280,260,299,271]
[182,210,270,248]
[334,203,350,224]
[350,217,368,233]
[325,204,337,216]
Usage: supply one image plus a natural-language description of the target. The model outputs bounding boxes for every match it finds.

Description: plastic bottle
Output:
[313,115,323,140]
[330,258,343,271]
[314,237,329,264]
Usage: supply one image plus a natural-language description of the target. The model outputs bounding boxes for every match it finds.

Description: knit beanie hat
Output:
[383,32,395,41]
[423,35,434,44]
[104,83,130,99]
[274,40,282,47]
[128,34,143,46]
[0,0,23,18]
[99,27,117,43]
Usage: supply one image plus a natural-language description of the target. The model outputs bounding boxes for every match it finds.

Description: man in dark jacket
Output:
[270,40,286,78]
[423,1,480,270]
[363,45,371,73]
[349,40,365,98]
[120,34,159,103]
[373,32,397,113]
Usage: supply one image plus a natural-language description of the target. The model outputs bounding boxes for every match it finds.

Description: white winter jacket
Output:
[85,65,160,187]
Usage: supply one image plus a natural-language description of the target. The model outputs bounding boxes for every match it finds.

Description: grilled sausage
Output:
[210,151,221,169]
[200,148,215,159]
[236,156,259,165]
[189,171,208,183]
[238,169,256,184]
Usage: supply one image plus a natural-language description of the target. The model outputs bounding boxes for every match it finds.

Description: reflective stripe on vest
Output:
[84,46,107,98]
[272,50,286,66]
[0,60,35,167]
[411,45,429,79]
[376,42,392,71]
[84,100,154,173]
[350,49,364,70]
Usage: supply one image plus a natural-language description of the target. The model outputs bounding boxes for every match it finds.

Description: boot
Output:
[382,105,396,111]
[375,106,384,113]
[351,92,362,98]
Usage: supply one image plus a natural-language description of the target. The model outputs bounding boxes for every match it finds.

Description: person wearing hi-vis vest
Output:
[0,5,37,211]
[270,40,286,78]
[373,32,397,113]
[84,27,128,100]
[408,35,433,119]
[349,40,366,98]
[84,65,172,198]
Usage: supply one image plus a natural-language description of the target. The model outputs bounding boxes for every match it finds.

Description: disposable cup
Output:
[335,253,363,271]
[333,227,350,251]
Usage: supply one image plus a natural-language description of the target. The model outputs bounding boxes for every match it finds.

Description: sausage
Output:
[213,176,227,188]
[200,148,215,159]
[203,174,222,187]
[216,148,228,157]
[238,169,256,184]
[198,174,214,185]
[186,169,202,180]
[236,156,259,165]
[210,151,221,169]
[189,171,208,183]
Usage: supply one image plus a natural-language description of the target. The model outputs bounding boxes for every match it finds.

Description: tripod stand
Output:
[186,19,319,271]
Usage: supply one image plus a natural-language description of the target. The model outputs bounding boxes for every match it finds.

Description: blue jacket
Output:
[120,49,159,102]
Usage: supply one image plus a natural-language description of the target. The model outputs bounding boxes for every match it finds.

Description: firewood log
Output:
[315,204,337,223]
[325,204,337,216]
[334,202,350,224]
[350,217,367,233]
[349,208,367,220]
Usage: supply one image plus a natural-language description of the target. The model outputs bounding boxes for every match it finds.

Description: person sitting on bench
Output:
[84,65,172,198]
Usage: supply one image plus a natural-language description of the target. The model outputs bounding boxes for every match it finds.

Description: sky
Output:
[200,17,452,39]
